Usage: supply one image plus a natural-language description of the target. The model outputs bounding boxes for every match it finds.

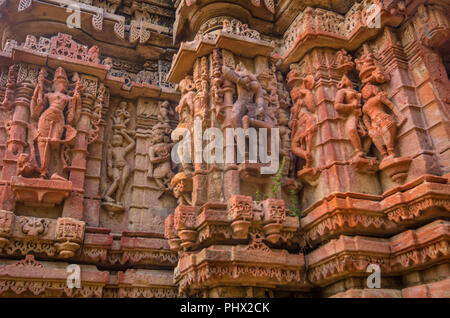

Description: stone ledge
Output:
[175,244,307,294]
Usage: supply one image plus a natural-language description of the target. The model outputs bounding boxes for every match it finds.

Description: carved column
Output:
[62,76,97,219]
[0,65,35,212]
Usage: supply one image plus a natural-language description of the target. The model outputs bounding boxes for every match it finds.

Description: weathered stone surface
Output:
[0,0,448,298]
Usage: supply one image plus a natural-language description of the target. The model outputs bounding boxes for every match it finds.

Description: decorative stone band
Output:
[116,269,178,298]
[175,244,307,295]
[330,278,450,298]
[0,255,109,297]
[277,1,406,68]
[306,220,450,287]
[301,175,450,248]
[0,223,177,267]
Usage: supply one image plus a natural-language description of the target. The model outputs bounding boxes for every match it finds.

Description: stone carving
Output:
[222,63,266,129]
[335,75,364,159]
[147,130,174,190]
[228,195,253,239]
[18,0,32,12]
[103,129,135,214]
[55,217,85,258]
[361,84,411,183]
[287,69,320,185]
[175,76,195,129]
[171,172,193,206]
[0,0,449,300]
[335,75,378,174]
[135,60,159,86]
[355,46,390,85]
[129,20,152,44]
[0,211,14,251]
[288,71,316,167]
[28,67,83,180]
[222,19,260,40]
[1,65,17,112]
[19,217,49,237]
[361,84,406,161]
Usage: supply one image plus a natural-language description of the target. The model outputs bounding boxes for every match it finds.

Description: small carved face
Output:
[362,84,379,100]
[111,134,123,147]
[152,132,164,144]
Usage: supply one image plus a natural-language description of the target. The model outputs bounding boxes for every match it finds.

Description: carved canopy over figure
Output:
[222,63,266,129]
[356,47,390,85]
[29,67,83,180]
[362,84,406,160]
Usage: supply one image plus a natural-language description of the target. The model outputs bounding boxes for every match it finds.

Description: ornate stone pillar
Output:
[62,75,98,219]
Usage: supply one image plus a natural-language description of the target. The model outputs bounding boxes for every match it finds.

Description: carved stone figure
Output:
[222,63,266,129]
[175,76,195,129]
[112,100,131,130]
[153,101,173,134]
[335,75,365,158]
[361,84,406,160]
[148,130,174,190]
[103,129,136,209]
[288,73,317,168]
[30,67,83,180]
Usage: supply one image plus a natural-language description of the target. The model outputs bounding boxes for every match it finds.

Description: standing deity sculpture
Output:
[174,76,195,174]
[103,129,136,210]
[361,84,406,160]
[335,75,365,159]
[102,100,136,214]
[28,67,83,180]
[288,73,317,169]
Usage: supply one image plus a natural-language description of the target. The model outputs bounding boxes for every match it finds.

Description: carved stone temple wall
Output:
[0,0,448,298]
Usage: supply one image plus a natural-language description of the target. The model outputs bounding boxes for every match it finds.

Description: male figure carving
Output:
[362,84,406,160]
[289,75,317,168]
[104,129,136,205]
[334,75,365,158]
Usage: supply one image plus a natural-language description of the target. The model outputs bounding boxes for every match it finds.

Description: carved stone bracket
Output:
[129,20,152,44]
[55,217,85,258]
